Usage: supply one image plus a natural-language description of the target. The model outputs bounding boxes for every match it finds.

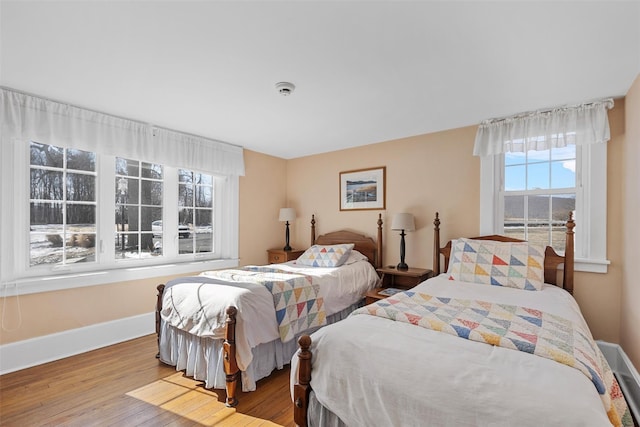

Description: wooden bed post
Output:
[311,214,316,245]
[433,212,441,275]
[294,335,312,427]
[564,213,575,295]
[155,284,165,359]
[376,213,383,268]
[223,306,240,407]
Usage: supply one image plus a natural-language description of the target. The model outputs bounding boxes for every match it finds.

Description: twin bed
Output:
[155,215,383,406]
[292,213,634,427]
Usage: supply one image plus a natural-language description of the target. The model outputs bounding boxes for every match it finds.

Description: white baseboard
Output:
[597,340,640,421]
[0,311,155,375]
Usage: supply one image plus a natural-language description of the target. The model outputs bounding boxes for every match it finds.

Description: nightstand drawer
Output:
[267,249,304,264]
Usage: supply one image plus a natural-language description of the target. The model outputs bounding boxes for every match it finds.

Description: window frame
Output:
[480,142,609,273]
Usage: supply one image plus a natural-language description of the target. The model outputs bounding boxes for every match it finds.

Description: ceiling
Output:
[1,1,639,159]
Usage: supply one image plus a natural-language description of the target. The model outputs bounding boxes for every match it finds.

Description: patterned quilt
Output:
[353,291,632,427]
[204,266,326,343]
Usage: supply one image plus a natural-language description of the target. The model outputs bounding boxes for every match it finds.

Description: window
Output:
[1,87,244,294]
[29,142,97,266]
[502,145,576,253]
[178,169,214,255]
[477,100,612,273]
[115,158,164,259]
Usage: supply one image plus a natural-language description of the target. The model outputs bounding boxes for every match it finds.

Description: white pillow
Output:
[296,243,355,267]
[342,249,369,265]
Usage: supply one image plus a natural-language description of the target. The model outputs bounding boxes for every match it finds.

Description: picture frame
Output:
[339,166,386,211]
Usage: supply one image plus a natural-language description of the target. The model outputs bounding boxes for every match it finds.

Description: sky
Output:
[504,146,576,192]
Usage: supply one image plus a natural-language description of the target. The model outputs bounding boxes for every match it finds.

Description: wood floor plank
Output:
[0,334,295,427]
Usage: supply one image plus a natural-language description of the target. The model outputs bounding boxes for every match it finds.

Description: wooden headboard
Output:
[432,212,575,294]
[311,214,383,269]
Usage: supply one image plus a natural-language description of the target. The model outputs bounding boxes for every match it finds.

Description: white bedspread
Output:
[292,274,615,427]
[161,259,379,371]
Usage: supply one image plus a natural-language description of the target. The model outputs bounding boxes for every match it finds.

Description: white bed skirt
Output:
[159,300,362,392]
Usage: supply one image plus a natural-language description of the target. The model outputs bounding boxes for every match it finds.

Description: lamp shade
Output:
[391,213,415,231]
[279,208,296,222]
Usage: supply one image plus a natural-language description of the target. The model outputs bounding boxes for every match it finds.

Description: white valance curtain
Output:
[0,87,245,176]
[473,98,614,157]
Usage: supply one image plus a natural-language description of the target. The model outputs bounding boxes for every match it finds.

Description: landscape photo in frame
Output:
[339,166,386,211]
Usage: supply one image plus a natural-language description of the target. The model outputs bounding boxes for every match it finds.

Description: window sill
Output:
[575,258,610,274]
[1,258,240,296]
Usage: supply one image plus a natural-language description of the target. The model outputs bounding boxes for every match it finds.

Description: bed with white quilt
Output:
[156,215,382,406]
[292,213,634,427]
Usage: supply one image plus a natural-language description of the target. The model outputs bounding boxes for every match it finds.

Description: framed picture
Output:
[339,166,386,211]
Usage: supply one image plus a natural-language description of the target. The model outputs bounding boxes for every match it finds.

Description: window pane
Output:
[116,158,139,177]
[179,207,193,226]
[503,195,524,240]
[195,186,212,208]
[528,195,550,247]
[505,165,526,191]
[527,162,549,190]
[141,180,162,205]
[115,177,139,204]
[66,173,96,202]
[527,149,550,162]
[550,160,576,189]
[66,221,96,263]
[179,184,194,207]
[504,152,525,166]
[127,207,139,232]
[141,207,161,231]
[551,145,575,161]
[31,169,64,200]
[30,141,63,168]
[66,205,96,228]
[66,148,96,172]
[142,162,163,179]
[194,173,213,186]
[179,169,193,183]
[195,209,213,253]
[31,201,63,225]
[195,232,212,253]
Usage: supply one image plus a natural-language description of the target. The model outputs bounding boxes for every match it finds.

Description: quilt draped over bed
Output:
[203,266,326,342]
[353,291,632,427]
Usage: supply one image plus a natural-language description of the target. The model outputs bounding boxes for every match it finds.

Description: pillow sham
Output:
[296,243,355,268]
[447,238,545,291]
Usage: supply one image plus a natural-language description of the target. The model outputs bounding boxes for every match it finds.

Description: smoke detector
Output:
[275,81,295,96]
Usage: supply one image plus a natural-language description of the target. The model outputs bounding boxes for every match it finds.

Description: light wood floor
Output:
[0,334,295,426]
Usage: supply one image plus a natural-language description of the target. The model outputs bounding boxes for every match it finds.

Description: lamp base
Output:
[396,262,409,270]
[283,245,292,251]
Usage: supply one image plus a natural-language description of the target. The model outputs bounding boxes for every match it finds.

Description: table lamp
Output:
[279,208,296,251]
[391,213,415,270]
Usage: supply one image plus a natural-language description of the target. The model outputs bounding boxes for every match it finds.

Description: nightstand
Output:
[375,266,433,290]
[267,248,304,264]
[365,288,393,305]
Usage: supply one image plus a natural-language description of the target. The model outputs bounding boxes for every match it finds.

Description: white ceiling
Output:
[1,1,639,159]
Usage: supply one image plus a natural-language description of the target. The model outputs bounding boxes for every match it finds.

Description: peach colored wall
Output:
[286,125,481,269]
[239,150,289,265]
[286,105,627,345]
[622,74,640,369]
[0,274,186,344]
[0,149,286,345]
